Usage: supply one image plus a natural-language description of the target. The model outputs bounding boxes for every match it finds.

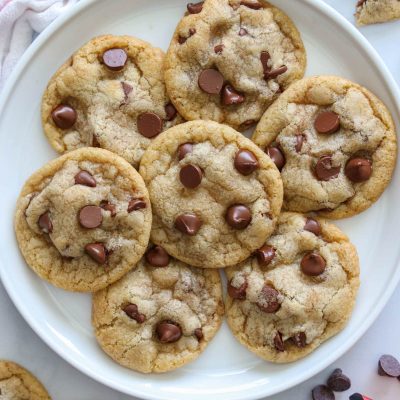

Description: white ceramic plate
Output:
[0,0,399,399]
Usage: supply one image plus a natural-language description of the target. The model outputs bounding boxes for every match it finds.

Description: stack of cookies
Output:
[14,0,397,376]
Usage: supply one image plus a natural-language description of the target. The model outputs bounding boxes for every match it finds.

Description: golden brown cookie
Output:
[356,0,400,25]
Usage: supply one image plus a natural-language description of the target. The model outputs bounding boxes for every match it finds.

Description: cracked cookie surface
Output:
[164,0,306,131]
[15,148,152,292]
[92,245,224,373]
[356,0,400,25]
[0,361,50,400]
[252,76,397,219]
[139,120,283,268]
[225,212,360,363]
[42,35,182,168]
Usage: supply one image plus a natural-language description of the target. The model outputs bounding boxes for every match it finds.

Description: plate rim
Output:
[1,0,400,399]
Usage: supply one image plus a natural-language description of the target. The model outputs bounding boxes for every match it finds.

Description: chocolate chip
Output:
[79,205,103,229]
[100,201,116,217]
[227,279,247,300]
[304,218,321,236]
[121,82,133,102]
[189,28,196,35]
[123,304,145,323]
[74,170,96,187]
[327,368,351,392]
[165,103,177,121]
[378,354,400,377]
[240,119,256,130]
[175,213,202,235]
[266,146,285,171]
[214,44,224,54]
[350,394,372,400]
[102,48,128,71]
[265,66,287,80]
[85,243,107,264]
[295,134,304,153]
[315,155,340,181]
[194,328,203,340]
[260,51,270,74]
[257,285,281,313]
[198,69,224,94]
[239,27,248,36]
[255,245,275,266]
[51,105,77,129]
[145,245,170,267]
[314,111,340,134]
[180,164,203,188]
[345,158,372,182]
[156,321,182,343]
[225,204,251,229]
[301,252,326,276]
[178,143,193,160]
[312,385,335,400]
[38,211,53,234]
[137,112,163,138]
[292,332,307,348]
[222,84,245,105]
[128,198,146,212]
[357,0,367,6]
[274,332,285,352]
[240,0,262,9]
[178,36,188,44]
[187,1,203,14]
[234,149,259,175]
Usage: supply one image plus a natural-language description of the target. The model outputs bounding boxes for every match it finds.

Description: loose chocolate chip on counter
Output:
[301,252,326,276]
[304,218,322,236]
[225,204,252,229]
[314,111,340,134]
[234,149,259,175]
[265,66,287,80]
[295,134,304,153]
[156,321,182,343]
[345,158,372,183]
[240,0,262,9]
[194,328,203,340]
[102,48,128,71]
[257,285,281,313]
[165,103,177,121]
[222,85,245,105]
[378,354,400,377]
[255,245,275,266]
[121,82,133,101]
[100,201,116,217]
[198,69,224,94]
[312,385,335,400]
[137,112,163,138]
[38,211,53,234]
[175,213,202,236]
[128,198,146,212]
[349,394,372,400]
[178,143,193,160]
[180,164,203,188]
[51,105,77,129]
[214,44,224,54]
[292,332,307,348]
[123,303,146,323]
[187,1,204,14]
[227,279,248,300]
[74,170,96,187]
[266,146,285,171]
[79,205,103,229]
[145,245,170,267]
[315,155,340,181]
[85,243,107,264]
[327,368,351,392]
[239,27,248,36]
[274,332,285,352]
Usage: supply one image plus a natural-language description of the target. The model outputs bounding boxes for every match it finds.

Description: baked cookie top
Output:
[92,245,224,373]
[42,35,182,168]
[15,148,152,292]
[225,212,360,363]
[356,0,400,25]
[139,120,283,268]
[0,361,50,400]
[252,76,397,219]
[164,0,306,131]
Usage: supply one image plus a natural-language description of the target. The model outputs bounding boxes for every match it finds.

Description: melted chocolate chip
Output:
[198,69,224,94]
[137,112,163,138]
[214,44,224,54]
[257,285,281,313]
[292,332,307,348]
[345,158,372,182]
[194,328,203,340]
[222,84,245,105]
[123,303,146,323]
[304,218,321,236]
[295,134,304,153]
[38,211,53,234]
[266,146,285,171]
[102,48,128,71]
[85,243,107,264]
[265,66,287,80]
[234,149,259,175]
[225,204,251,229]
[187,1,204,14]
[79,205,103,229]
[128,198,146,212]
[51,105,77,129]
[145,246,170,267]
[156,321,182,343]
[301,252,326,276]
[165,103,177,121]
[255,245,275,267]
[274,332,285,352]
[180,164,203,188]
[175,213,202,235]
[74,170,96,187]
[178,143,193,160]
[315,155,340,181]
[314,111,340,134]
[227,279,247,300]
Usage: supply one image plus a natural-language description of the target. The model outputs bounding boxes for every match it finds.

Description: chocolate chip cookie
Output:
[356,0,400,25]
[92,245,224,373]
[225,212,360,363]
[252,76,397,219]
[0,361,51,399]
[164,0,306,131]
[139,120,283,268]
[42,35,182,168]
[15,148,152,292]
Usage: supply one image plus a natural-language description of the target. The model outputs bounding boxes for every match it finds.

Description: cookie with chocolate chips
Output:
[92,245,224,373]
[225,212,360,362]
[41,35,182,168]
[253,76,397,219]
[355,0,400,25]
[15,148,152,292]
[139,120,283,268]
[164,0,306,131]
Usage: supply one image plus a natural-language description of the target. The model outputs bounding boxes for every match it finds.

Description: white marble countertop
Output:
[1,1,400,399]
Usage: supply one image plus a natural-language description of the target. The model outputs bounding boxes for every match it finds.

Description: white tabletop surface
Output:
[1,1,400,399]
